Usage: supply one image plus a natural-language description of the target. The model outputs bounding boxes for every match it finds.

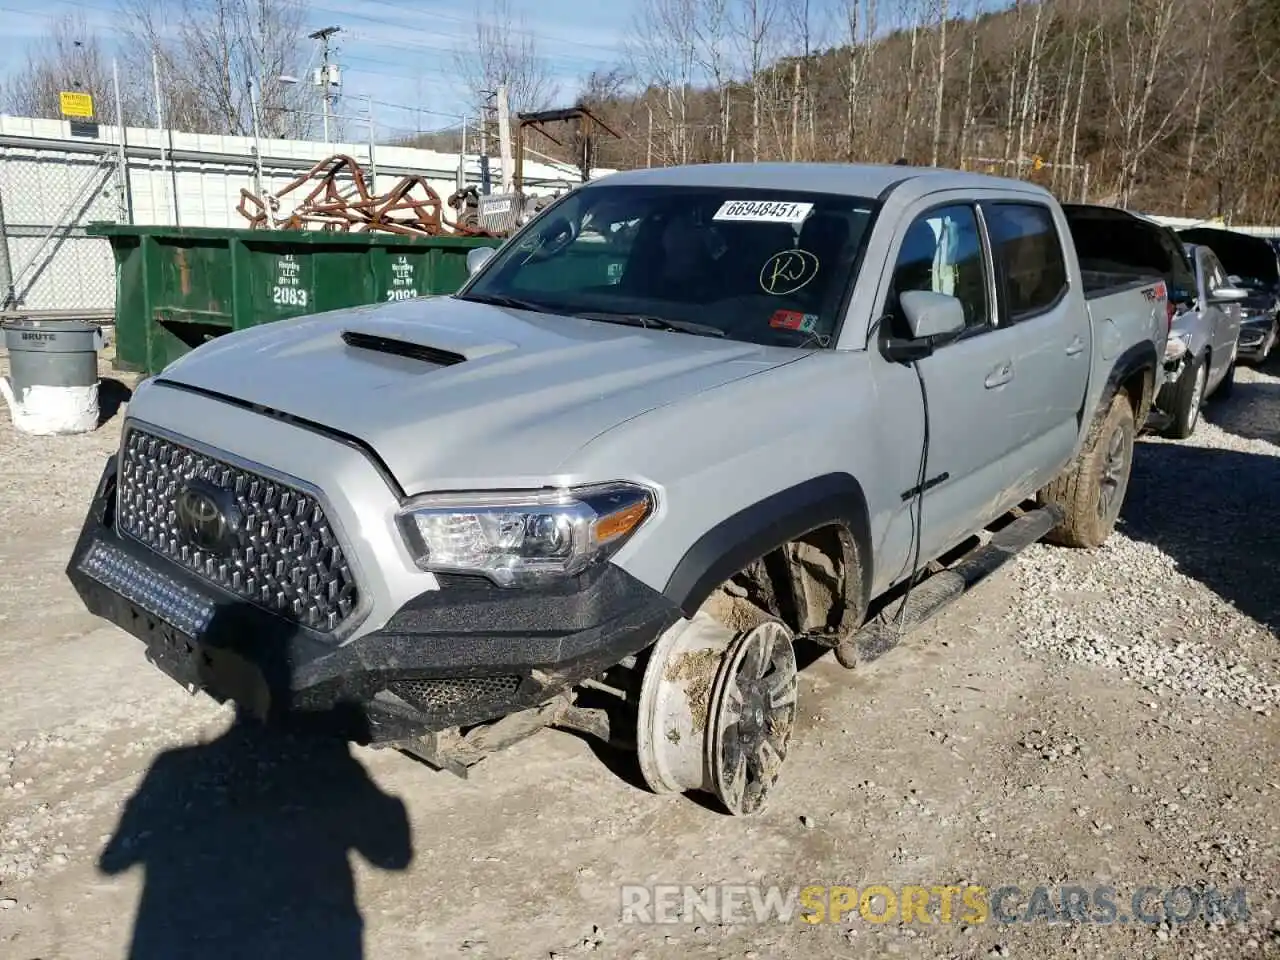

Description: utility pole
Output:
[151,48,178,226]
[365,94,377,188]
[249,78,265,200]
[111,57,133,224]
[496,84,514,193]
[309,25,341,144]
[646,102,653,168]
[479,90,496,194]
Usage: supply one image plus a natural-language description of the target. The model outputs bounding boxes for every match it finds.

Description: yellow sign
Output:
[1032,154,1045,171]
[59,91,94,119]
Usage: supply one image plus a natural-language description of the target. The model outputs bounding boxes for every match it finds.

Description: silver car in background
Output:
[1157,241,1246,437]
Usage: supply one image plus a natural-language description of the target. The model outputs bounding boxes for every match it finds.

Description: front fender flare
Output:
[661,472,874,620]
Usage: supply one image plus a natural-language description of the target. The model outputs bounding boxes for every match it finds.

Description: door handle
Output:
[985,361,1014,389]
[1065,335,1085,356]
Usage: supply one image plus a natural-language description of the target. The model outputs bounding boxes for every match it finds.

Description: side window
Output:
[892,204,990,331]
[983,203,1068,323]
[1207,257,1227,293]
[1158,229,1197,300]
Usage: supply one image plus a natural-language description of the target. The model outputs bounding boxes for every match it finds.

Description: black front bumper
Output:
[66,456,682,743]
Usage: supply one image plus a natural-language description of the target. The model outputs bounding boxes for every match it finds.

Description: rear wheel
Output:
[1038,390,1136,548]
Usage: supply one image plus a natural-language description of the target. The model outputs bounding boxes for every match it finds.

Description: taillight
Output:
[1155,281,1173,333]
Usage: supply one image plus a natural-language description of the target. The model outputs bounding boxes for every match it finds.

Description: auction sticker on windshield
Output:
[714,200,814,224]
[770,309,819,333]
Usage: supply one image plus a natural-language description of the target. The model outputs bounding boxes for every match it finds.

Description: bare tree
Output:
[1013,0,1045,171]
[929,0,951,166]
[956,27,978,167]
[120,0,313,139]
[453,0,558,119]
[732,0,781,161]
[0,13,141,123]
[1179,0,1241,212]
[899,4,922,160]
[688,0,736,159]
[1103,0,1193,204]
[13,0,1280,223]
[625,0,700,164]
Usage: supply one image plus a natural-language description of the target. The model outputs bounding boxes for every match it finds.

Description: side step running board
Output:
[835,503,1064,669]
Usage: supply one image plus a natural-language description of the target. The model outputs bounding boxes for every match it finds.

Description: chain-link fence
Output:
[0,117,600,318]
[0,143,124,314]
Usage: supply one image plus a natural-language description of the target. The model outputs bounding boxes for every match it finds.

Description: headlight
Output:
[1164,332,1190,360]
[395,481,656,586]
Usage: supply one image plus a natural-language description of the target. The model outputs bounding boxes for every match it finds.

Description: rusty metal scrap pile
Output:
[236,154,499,238]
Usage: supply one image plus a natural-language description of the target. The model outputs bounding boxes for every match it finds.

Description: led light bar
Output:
[80,542,216,637]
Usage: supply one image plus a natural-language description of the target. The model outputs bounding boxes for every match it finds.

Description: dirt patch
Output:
[1,349,1278,960]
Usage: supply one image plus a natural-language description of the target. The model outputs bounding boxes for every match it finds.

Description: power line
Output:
[367,97,466,120]
[297,0,625,60]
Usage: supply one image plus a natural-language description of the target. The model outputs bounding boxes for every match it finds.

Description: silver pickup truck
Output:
[67,164,1169,815]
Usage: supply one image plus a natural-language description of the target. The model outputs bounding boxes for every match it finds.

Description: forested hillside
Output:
[548,0,1280,222]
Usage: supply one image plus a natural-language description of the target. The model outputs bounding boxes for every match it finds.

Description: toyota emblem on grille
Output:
[175,479,242,556]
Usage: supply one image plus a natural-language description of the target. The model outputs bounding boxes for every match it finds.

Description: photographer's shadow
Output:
[98,703,413,959]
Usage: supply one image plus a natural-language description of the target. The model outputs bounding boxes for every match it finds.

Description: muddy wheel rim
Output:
[1098,416,1132,523]
[635,613,735,796]
[708,620,798,816]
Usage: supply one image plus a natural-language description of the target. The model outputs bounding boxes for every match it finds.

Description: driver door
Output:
[871,199,1020,578]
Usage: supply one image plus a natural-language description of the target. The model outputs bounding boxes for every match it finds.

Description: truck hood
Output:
[153,296,795,493]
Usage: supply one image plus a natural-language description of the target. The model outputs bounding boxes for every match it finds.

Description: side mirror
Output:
[1209,285,1248,303]
[900,290,967,339]
[466,246,497,276]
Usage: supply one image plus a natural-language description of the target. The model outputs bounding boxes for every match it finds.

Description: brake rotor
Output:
[706,619,798,815]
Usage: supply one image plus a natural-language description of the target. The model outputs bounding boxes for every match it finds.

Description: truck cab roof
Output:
[592,161,1054,202]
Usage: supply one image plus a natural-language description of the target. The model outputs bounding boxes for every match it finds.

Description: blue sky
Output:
[0,0,1010,139]
[0,0,635,136]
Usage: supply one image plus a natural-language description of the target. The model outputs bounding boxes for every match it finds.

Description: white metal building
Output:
[0,114,611,314]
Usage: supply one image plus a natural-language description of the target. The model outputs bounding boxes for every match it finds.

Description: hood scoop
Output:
[341,330,467,367]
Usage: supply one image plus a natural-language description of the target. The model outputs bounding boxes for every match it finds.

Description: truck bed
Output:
[1080,268,1165,301]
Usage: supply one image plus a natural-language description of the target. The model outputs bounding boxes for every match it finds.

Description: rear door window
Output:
[982,203,1068,323]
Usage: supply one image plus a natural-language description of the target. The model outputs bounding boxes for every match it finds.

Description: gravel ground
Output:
[0,346,1278,960]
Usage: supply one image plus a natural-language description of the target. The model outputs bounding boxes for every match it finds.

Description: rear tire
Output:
[1159,352,1206,439]
[1038,390,1136,549]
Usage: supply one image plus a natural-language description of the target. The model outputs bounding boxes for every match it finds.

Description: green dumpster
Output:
[87,224,500,375]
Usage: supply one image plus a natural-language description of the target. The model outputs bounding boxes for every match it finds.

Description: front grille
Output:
[116,426,360,632]
[389,676,521,713]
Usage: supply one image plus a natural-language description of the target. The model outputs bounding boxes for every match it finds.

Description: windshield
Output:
[458,183,879,347]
